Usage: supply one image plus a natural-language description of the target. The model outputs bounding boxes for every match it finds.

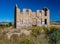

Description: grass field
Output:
[0,25,60,44]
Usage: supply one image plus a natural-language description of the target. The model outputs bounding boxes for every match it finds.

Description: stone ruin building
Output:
[14,4,50,28]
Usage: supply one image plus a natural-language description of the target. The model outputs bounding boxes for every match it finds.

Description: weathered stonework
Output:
[14,4,50,28]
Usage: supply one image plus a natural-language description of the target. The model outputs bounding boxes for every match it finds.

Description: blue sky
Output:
[0,0,60,22]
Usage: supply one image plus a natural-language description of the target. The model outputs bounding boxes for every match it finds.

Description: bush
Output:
[19,37,33,44]
[30,26,42,37]
[47,27,60,44]
[9,34,19,44]
[0,33,9,44]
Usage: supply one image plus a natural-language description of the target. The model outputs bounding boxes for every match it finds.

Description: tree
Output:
[8,22,12,26]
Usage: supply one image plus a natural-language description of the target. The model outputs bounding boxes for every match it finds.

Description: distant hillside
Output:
[0,21,60,25]
[50,21,60,25]
[0,22,14,24]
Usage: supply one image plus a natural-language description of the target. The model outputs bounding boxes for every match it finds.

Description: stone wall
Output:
[14,5,50,28]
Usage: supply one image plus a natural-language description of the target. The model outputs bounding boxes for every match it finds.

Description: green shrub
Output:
[19,37,33,44]
[47,27,60,44]
[30,26,42,37]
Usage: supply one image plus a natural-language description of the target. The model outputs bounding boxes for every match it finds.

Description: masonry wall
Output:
[14,5,50,28]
